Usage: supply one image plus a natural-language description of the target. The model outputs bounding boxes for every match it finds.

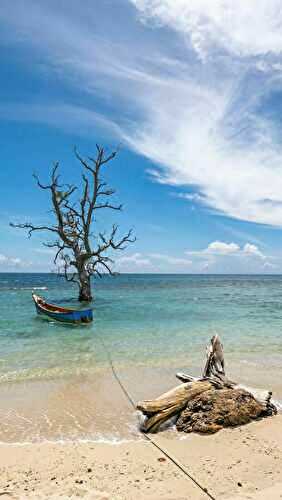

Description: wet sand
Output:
[0,363,281,444]
[0,366,174,443]
[0,362,282,499]
[0,415,281,499]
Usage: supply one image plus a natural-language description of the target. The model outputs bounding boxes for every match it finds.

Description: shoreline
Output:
[0,363,281,445]
[0,415,281,499]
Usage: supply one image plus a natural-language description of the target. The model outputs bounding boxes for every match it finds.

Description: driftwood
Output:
[203,334,225,377]
[137,335,277,434]
[137,381,212,433]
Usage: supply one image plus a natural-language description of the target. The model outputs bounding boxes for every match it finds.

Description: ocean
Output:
[0,273,281,443]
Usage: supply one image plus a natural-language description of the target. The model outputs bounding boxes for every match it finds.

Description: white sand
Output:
[0,415,281,499]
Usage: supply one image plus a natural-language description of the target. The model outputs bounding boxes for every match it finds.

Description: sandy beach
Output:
[3,0,282,494]
[1,276,282,499]
[0,414,281,499]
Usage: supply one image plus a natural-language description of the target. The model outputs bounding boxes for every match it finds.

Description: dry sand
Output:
[0,415,281,499]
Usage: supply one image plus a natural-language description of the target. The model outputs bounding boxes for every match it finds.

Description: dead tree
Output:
[10,146,135,302]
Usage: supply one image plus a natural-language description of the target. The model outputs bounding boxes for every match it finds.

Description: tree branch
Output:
[11,145,135,301]
[59,253,79,285]
[94,225,136,255]
[94,202,123,211]
[9,222,59,238]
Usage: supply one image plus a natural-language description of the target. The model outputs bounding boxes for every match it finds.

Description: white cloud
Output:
[177,192,208,205]
[263,261,276,270]
[0,253,31,268]
[149,253,192,266]
[33,247,56,256]
[187,241,240,257]
[187,240,267,260]
[115,251,192,272]
[115,245,274,273]
[185,240,275,272]
[116,252,151,267]
[242,243,265,259]
[2,1,282,227]
[124,1,282,227]
[0,103,122,140]
[205,241,240,256]
[131,0,282,59]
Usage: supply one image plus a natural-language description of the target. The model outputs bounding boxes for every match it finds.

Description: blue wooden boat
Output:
[32,293,93,324]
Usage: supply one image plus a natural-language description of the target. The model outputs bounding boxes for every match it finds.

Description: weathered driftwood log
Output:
[203,334,225,377]
[177,334,235,388]
[137,335,277,434]
[175,372,235,389]
[137,380,212,433]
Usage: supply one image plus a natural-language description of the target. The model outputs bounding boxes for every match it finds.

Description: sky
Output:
[2,0,282,273]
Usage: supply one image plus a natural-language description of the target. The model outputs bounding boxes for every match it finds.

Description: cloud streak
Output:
[2,1,282,226]
[125,1,282,226]
[0,102,123,141]
[115,251,192,272]
[0,253,31,268]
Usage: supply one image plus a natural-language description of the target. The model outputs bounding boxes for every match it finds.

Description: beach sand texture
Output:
[1,275,282,498]
[0,415,281,499]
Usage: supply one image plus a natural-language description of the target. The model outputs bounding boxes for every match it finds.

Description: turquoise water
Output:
[0,273,282,442]
[1,273,282,379]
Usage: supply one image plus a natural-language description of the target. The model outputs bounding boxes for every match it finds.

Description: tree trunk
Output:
[78,266,92,302]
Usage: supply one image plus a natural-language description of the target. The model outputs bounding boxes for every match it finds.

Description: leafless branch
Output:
[11,146,135,301]
[9,222,59,238]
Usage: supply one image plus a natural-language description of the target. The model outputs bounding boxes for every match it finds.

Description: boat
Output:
[32,293,93,324]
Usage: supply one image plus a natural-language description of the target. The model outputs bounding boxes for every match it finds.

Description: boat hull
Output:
[32,294,93,324]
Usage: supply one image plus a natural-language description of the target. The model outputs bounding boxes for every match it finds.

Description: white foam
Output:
[0,435,141,447]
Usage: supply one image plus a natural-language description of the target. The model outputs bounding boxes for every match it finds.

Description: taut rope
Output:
[98,335,216,500]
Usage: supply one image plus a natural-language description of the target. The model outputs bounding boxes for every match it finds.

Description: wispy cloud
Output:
[0,103,123,140]
[115,252,152,269]
[0,253,31,268]
[115,251,192,272]
[2,1,282,227]
[214,221,266,248]
[124,1,282,226]
[33,247,56,256]
[149,253,192,266]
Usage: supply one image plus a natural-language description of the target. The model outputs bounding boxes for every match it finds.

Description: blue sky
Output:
[1,0,282,273]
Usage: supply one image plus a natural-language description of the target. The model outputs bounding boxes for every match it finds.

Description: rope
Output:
[98,336,216,500]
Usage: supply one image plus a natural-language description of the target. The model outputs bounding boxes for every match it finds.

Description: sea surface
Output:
[0,273,281,443]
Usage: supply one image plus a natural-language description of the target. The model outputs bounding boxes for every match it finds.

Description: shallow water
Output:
[0,273,282,442]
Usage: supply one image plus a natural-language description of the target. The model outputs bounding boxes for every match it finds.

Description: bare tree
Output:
[10,146,135,302]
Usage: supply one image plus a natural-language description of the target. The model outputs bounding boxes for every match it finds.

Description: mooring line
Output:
[98,336,216,500]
